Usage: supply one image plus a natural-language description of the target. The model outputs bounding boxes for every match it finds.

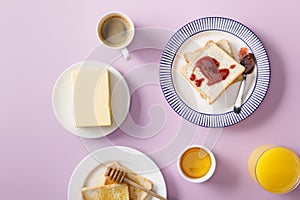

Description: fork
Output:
[105,167,167,200]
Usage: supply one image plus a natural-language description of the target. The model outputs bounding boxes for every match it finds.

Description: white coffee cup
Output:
[177,145,216,183]
[97,11,135,60]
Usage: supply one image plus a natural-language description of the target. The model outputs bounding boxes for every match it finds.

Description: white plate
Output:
[52,60,130,138]
[160,17,270,127]
[68,146,167,200]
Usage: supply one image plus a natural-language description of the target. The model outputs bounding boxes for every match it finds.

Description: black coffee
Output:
[99,16,130,47]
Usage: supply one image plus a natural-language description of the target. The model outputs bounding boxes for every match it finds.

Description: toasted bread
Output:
[184,39,243,83]
[181,40,245,104]
[81,184,129,200]
[104,162,153,200]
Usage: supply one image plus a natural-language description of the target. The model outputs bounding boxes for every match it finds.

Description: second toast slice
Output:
[81,184,129,200]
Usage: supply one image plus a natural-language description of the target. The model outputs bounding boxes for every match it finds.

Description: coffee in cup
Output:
[97,12,135,60]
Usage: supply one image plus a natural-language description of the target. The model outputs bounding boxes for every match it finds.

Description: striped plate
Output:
[160,17,270,127]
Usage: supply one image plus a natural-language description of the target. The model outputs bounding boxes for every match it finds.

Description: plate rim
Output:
[52,60,130,138]
[67,146,167,200]
[159,16,271,127]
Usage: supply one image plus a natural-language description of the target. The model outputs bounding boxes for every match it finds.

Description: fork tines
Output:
[105,167,126,183]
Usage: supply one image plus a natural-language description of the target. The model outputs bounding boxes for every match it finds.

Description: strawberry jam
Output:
[195,56,229,86]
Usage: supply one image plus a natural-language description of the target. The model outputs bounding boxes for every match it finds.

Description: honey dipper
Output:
[105,167,167,200]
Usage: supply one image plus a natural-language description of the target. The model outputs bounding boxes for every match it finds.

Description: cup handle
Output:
[121,47,131,60]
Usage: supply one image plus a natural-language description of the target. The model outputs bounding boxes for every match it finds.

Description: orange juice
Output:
[180,147,212,178]
[249,145,300,194]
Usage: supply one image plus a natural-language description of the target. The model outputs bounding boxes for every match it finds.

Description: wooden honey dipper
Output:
[105,166,167,200]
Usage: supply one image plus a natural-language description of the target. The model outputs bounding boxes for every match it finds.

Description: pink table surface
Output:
[1,0,300,199]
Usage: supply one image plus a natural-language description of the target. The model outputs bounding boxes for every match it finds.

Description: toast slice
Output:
[180,40,245,104]
[184,39,243,83]
[81,184,129,200]
[104,162,153,200]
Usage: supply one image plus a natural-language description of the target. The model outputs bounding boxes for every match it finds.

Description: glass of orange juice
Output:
[248,144,300,194]
[177,145,216,183]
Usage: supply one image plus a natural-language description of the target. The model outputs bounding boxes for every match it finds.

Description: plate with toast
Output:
[160,17,270,127]
[68,146,167,200]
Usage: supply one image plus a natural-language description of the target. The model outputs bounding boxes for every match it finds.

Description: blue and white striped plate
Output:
[160,17,270,127]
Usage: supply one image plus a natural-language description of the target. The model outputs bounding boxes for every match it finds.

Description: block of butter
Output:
[71,69,112,127]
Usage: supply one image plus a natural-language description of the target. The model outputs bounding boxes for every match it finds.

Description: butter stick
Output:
[71,69,112,127]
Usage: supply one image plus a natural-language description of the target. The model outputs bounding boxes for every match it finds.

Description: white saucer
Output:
[52,60,130,138]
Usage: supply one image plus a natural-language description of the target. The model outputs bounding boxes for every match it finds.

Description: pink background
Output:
[1,0,300,199]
